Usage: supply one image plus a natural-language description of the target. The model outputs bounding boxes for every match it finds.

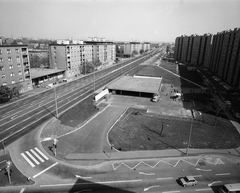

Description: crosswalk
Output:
[21,147,49,167]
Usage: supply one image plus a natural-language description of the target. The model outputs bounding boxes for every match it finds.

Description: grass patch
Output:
[0,153,34,187]
[41,96,107,138]
[108,108,240,151]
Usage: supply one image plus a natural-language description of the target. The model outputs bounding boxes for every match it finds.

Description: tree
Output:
[82,61,95,74]
[30,55,42,68]
[139,49,144,55]
[0,86,12,103]
[132,50,138,56]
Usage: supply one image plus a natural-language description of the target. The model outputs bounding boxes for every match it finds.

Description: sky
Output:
[1,0,240,42]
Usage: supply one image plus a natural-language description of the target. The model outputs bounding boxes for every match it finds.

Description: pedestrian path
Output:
[21,147,49,168]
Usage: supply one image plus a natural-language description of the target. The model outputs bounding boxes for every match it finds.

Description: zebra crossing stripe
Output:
[34,147,49,160]
[30,149,44,162]
[21,153,35,167]
[26,151,40,165]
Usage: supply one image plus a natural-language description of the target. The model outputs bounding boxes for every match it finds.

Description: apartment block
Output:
[0,45,32,92]
[49,43,93,77]
[174,27,240,89]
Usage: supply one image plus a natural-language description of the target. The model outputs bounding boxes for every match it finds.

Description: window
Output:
[19,78,23,81]
[11,80,15,84]
[0,49,2,54]
[7,49,11,54]
[15,49,19,53]
[10,72,14,77]
[17,63,21,67]
[0,58,3,62]
[2,74,6,78]
[9,65,13,69]
[8,57,12,62]
[16,56,20,62]
[18,71,22,75]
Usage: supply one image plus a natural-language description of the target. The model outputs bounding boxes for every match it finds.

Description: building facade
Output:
[49,40,116,77]
[0,45,33,92]
[174,27,240,89]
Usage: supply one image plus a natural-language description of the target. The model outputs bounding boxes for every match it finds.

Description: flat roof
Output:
[30,68,65,79]
[107,75,162,94]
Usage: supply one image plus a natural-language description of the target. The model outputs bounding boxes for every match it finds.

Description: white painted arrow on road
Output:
[75,175,92,179]
[196,168,212,171]
[144,185,160,191]
[208,181,221,187]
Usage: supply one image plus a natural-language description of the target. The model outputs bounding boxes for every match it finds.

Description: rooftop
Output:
[107,75,162,94]
[30,68,65,79]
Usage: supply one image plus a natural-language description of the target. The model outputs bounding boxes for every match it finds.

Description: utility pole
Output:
[5,161,12,184]
[54,86,58,118]
[186,116,193,155]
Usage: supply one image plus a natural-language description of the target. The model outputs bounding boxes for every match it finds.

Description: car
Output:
[152,94,160,102]
[178,176,197,187]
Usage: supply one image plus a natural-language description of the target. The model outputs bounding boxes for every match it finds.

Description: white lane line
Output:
[21,153,35,167]
[195,188,212,191]
[139,172,155,176]
[192,175,203,178]
[75,175,92,179]
[162,191,180,193]
[215,173,230,176]
[40,179,143,187]
[30,149,44,163]
[144,185,160,191]
[33,162,58,179]
[75,190,91,193]
[157,177,173,180]
[34,147,49,160]
[26,151,40,165]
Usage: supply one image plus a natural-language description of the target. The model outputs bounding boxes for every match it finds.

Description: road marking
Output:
[208,181,221,186]
[19,188,25,193]
[21,153,35,167]
[30,149,44,162]
[192,175,202,178]
[26,151,40,165]
[195,188,212,191]
[34,147,49,160]
[162,191,180,193]
[40,179,143,187]
[74,190,91,193]
[196,168,212,171]
[144,185,160,191]
[157,177,173,180]
[33,162,58,179]
[139,172,155,175]
[75,175,92,179]
[215,173,230,176]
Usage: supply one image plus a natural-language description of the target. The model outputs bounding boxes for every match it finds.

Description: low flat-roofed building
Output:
[107,75,162,98]
[30,68,65,86]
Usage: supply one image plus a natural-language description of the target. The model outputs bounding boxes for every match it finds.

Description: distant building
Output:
[116,42,150,57]
[49,39,116,77]
[0,45,33,92]
[174,27,240,89]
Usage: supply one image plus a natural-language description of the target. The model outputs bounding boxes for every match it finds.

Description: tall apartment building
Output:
[49,43,93,77]
[174,27,240,89]
[49,39,116,77]
[0,45,32,92]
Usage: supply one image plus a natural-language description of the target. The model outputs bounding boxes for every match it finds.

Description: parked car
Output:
[178,176,197,187]
[152,94,160,103]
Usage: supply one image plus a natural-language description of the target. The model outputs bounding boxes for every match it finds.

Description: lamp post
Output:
[93,67,95,92]
[110,144,114,158]
[186,112,194,155]
[54,86,59,118]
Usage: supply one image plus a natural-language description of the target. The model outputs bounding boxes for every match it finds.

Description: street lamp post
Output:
[93,68,95,92]
[54,86,59,118]
[186,114,193,155]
